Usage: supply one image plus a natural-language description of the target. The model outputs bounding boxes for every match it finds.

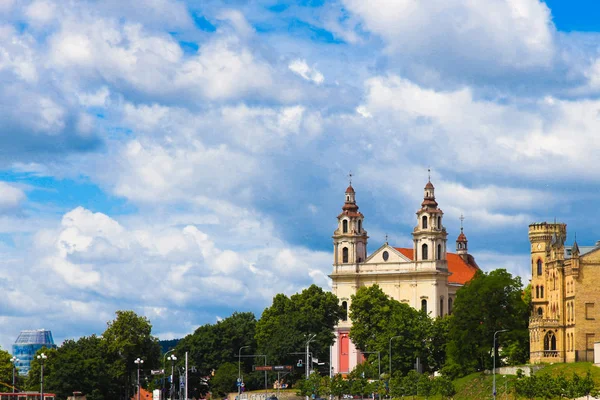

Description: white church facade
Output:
[329,179,480,374]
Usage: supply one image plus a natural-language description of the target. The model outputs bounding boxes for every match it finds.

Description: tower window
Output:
[342,247,348,263]
[537,259,543,275]
[421,299,427,314]
[343,220,348,233]
[537,307,543,316]
[422,216,428,229]
[437,216,441,228]
[544,331,556,351]
[358,220,362,233]
[341,301,348,321]
[437,244,441,260]
[422,244,428,260]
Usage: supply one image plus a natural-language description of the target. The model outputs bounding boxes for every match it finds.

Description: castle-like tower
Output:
[529,222,600,364]
[330,177,480,374]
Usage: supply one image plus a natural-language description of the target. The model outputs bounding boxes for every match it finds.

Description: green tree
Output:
[330,373,349,400]
[445,269,529,376]
[0,348,15,392]
[255,284,343,379]
[211,362,238,397]
[102,310,161,400]
[349,285,430,376]
[25,347,58,392]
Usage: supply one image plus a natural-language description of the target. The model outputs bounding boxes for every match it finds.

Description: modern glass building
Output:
[12,329,57,375]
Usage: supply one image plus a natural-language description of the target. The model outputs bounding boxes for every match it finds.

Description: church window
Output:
[358,220,362,233]
[440,297,444,316]
[341,301,348,321]
[537,259,543,275]
[448,298,453,315]
[382,251,389,261]
[343,220,348,233]
[342,247,348,263]
[540,286,544,298]
[421,299,427,314]
[437,244,442,260]
[422,244,428,260]
[544,331,557,352]
[422,216,428,229]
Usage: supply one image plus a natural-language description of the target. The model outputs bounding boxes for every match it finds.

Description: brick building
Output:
[529,222,600,363]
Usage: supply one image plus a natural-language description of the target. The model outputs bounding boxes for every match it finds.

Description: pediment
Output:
[364,244,411,264]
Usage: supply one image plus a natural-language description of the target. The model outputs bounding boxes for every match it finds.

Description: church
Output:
[329,178,480,374]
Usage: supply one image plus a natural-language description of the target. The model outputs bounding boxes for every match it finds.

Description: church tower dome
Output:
[333,175,368,265]
[456,214,468,260]
[412,172,448,265]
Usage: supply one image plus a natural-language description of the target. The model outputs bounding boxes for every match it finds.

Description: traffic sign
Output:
[151,369,164,375]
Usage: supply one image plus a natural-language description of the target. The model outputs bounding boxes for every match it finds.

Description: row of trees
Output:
[515,370,597,399]
[0,268,531,399]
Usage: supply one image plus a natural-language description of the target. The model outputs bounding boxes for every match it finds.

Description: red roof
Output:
[457,232,467,242]
[346,185,355,193]
[425,181,434,189]
[394,248,479,285]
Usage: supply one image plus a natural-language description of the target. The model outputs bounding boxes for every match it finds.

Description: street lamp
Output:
[493,330,509,400]
[37,353,47,400]
[10,356,19,392]
[238,346,250,399]
[305,334,317,400]
[162,350,175,400]
[167,354,177,400]
[135,358,144,400]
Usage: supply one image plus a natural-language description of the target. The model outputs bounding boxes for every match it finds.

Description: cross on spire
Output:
[348,171,353,186]
[460,214,464,232]
[385,233,388,243]
[428,167,431,182]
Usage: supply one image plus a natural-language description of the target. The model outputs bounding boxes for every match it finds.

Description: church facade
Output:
[529,222,600,363]
[329,179,480,374]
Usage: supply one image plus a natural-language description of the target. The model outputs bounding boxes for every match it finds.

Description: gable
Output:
[394,247,480,285]
[364,244,412,264]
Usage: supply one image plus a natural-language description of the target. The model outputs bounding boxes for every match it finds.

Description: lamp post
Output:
[135,358,144,400]
[238,346,250,399]
[37,353,47,400]
[163,350,175,400]
[305,334,317,400]
[493,330,508,400]
[167,354,177,400]
[10,356,19,392]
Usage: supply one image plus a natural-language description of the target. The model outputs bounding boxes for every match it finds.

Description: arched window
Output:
[437,216,441,228]
[422,216,428,229]
[440,297,444,316]
[537,307,543,316]
[358,220,362,233]
[540,286,544,298]
[537,259,543,275]
[544,331,557,352]
[341,301,348,321]
[421,299,427,314]
[448,298,453,315]
[422,244,428,260]
[567,303,570,321]
[437,244,442,260]
[343,220,348,233]
[536,286,540,298]
[342,247,348,263]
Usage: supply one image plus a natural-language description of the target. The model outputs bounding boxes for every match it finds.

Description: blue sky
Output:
[0,0,600,350]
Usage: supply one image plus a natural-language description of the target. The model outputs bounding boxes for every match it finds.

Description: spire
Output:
[422,173,437,208]
[456,214,468,255]
[572,233,580,256]
[342,175,358,212]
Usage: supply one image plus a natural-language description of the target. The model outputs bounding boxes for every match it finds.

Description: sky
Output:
[0,0,600,351]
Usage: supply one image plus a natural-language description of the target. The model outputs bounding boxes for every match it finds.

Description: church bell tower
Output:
[412,175,447,266]
[333,178,368,265]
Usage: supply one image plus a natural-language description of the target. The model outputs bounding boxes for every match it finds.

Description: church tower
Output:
[456,214,468,262]
[333,181,368,265]
[412,176,448,265]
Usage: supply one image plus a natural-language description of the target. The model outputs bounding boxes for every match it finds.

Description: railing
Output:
[530,350,564,360]
[528,317,560,327]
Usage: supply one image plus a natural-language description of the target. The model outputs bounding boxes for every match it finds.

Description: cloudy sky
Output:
[0,0,599,350]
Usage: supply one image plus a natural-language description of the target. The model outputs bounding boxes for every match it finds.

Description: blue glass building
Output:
[12,329,57,375]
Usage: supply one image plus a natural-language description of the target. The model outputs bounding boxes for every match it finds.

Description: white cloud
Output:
[0,182,25,210]
[289,59,324,84]
[25,0,56,26]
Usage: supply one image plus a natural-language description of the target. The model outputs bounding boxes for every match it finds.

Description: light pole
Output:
[135,358,144,400]
[163,350,175,400]
[37,353,47,400]
[493,330,508,400]
[238,346,250,399]
[306,334,317,400]
[10,356,19,392]
[167,354,177,400]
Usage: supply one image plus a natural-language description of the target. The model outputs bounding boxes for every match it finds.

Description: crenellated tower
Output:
[412,177,448,265]
[333,183,368,265]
